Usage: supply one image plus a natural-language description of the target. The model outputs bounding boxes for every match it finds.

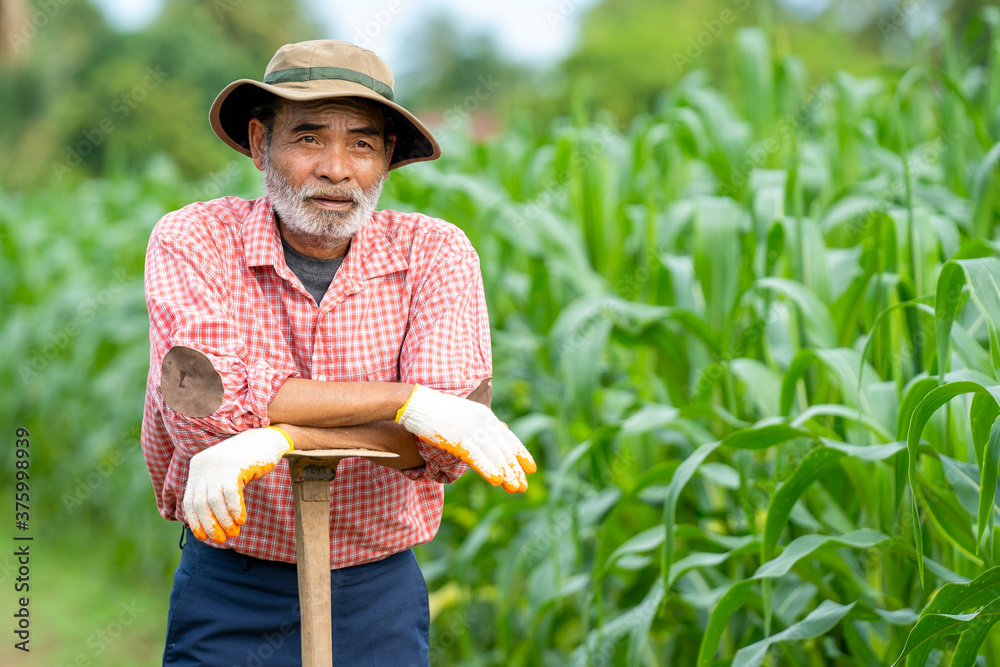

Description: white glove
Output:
[396,384,536,492]
[183,426,294,543]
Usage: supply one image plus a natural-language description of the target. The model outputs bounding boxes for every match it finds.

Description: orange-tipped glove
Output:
[395,384,536,492]
[183,426,294,543]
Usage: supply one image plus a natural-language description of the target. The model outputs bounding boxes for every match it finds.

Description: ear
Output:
[248,118,268,172]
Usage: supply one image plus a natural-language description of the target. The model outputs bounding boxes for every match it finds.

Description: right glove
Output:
[395,384,537,492]
[183,426,294,543]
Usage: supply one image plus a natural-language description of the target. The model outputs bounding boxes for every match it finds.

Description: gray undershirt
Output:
[280,236,345,306]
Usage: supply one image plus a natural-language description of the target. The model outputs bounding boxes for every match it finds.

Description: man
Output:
[141,40,535,666]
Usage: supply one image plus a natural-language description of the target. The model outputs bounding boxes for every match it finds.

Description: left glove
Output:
[183,426,294,544]
[396,384,536,492]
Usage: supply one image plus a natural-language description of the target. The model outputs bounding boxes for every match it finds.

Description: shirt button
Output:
[316,374,326,382]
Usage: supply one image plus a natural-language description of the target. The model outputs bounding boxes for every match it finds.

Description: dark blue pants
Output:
[163,529,429,666]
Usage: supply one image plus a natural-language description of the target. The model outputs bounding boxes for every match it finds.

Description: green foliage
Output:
[4,8,1000,666]
[0,0,316,188]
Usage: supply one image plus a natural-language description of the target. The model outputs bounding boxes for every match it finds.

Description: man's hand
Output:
[395,385,536,492]
[183,427,294,543]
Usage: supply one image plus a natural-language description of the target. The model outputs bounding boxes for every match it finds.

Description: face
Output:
[248,98,395,243]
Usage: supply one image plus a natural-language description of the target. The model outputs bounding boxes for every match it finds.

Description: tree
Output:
[0,0,317,188]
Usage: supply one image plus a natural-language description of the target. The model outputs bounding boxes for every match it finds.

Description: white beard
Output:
[262,149,385,243]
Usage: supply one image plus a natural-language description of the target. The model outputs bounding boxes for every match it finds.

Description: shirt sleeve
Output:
[397,242,493,484]
[144,226,296,442]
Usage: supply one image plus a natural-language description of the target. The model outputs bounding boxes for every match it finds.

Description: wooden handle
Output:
[286,448,398,667]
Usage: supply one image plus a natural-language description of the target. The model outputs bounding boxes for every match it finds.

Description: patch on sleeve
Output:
[466,377,492,407]
[160,346,225,418]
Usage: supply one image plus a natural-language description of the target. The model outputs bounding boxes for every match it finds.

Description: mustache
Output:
[299,187,362,202]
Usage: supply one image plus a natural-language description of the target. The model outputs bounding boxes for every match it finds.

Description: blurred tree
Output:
[395,12,535,136]
[0,0,317,189]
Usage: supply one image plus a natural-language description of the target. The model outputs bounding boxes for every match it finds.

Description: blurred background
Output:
[2,0,999,664]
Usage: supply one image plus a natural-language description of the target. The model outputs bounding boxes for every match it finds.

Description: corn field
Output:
[3,14,1000,666]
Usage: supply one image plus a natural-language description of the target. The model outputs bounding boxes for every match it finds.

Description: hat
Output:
[210,40,441,170]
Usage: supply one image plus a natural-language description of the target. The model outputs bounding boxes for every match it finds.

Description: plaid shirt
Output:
[141,196,490,567]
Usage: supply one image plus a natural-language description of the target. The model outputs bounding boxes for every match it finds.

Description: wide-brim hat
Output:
[210,40,441,170]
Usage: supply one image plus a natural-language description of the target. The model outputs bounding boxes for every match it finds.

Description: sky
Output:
[91,0,601,73]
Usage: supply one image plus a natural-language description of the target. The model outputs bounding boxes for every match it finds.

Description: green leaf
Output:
[604,526,663,572]
[732,600,857,667]
[918,475,979,561]
[670,536,759,586]
[619,404,680,435]
[696,580,755,667]
[662,440,722,592]
[694,196,745,331]
[571,580,666,667]
[753,529,889,579]
[627,579,666,666]
[731,357,782,417]
[970,141,1000,240]
[905,381,1000,582]
[721,421,814,451]
[756,277,837,349]
[897,611,983,666]
[978,415,1000,550]
[894,565,1000,666]
[780,347,880,415]
[951,596,1000,666]
[820,438,907,461]
[793,404,894,443]
[935,258,1000,380]
[970,393,999,467]
[939,454,990,521]
[897,377,942,440]
[763,446,845,560]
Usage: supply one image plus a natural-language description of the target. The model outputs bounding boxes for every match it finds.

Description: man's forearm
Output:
[266,378,492,471]
[267,378,414,428]
[272,421,426,470]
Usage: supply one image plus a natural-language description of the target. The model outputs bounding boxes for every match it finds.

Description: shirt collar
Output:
[244,196,408,281]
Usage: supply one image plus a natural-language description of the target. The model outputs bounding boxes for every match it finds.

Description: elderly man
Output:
[141,40,535,666]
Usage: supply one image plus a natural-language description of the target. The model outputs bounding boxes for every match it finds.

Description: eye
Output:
[355,140,372,149]
[299,135,318,144]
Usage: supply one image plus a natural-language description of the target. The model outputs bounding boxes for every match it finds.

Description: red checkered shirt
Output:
[141,195,490,567]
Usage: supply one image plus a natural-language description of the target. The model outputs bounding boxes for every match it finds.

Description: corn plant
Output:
[3,10,1000,666]
[384,12,1000,667]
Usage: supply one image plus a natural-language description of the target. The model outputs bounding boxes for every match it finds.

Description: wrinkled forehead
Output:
[276,97,387,132]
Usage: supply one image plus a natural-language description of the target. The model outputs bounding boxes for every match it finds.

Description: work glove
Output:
[396,384,536,492]
[183,426,294,543]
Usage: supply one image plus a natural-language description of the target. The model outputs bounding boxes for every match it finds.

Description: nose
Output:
[312,144,352,185]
